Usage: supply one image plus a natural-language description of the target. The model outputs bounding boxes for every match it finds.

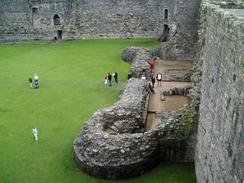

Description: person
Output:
[32,128,38,141]
[149,58,155,70]
[151,75,155,88]
[148,83,155,94]
[34,74,39,88]
[104,73,108,85]
[113,72,118,84]
[28,75,33,88]
[156,73,162,86]
[108,73,112,86]
[128,72,132,80]
[141,74,146,80]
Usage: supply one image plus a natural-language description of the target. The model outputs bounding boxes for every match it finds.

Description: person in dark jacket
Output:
[108,73,112,86]
[113,72,118,84]
[151,75,155,88]
[128,72,132,80]
[28,75,33,88]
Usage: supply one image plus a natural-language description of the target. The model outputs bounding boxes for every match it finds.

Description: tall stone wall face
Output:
[0,0,176,41]
[195,2,244,183]
[158,0,201,60]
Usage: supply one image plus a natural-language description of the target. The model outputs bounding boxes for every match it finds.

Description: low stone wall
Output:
[155,106,195,162]
[74,46,195,179]
[161,87,192,97]
[74,79,160,179]
[122,47,152,79]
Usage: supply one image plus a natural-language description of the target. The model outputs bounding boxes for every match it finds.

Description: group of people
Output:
[104,72,118,86]
[151,73,163,87]
[29,74,39,89]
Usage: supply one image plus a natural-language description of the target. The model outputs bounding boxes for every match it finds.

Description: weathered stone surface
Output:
[122,47,152,79]
[161,87,192,96]
[0,0,177,42]
[74,78,161,179]
[155,106,195,162]
[195,2,244,183]
[158,0,201,60]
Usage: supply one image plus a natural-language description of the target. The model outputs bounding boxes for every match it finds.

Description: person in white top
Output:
[34,74,39,88]
[156,73,162,86]
[32,128,38,141]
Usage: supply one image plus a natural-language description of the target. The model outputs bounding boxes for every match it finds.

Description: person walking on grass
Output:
[34,74,39,88]
[28,75,33,88]
[104,73,108,85]
[108,73,112,86]
[32,127,38,142]
[113,72,118,84]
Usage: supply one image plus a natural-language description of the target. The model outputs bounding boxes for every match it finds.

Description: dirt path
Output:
[145,60,193,131]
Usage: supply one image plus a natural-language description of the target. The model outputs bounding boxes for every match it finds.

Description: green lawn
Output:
[0,39,196,183]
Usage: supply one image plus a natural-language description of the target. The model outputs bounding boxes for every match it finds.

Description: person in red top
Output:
[149,58,155,70]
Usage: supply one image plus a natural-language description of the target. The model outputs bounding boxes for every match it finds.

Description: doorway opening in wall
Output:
[57,30,62,39]
[158,24,170,42]
[54,14,61,26]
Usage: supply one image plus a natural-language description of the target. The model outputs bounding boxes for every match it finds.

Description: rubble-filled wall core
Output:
[0,0,178,42]
[195,1,244,183]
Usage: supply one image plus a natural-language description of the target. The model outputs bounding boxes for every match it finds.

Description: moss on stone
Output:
[182,112,192,135]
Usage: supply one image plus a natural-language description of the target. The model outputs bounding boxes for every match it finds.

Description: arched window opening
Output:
[164,9,168,20]
[53,14,60,26]
[32,7,38,14]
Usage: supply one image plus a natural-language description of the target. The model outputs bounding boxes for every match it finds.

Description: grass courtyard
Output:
[0,39,196,183]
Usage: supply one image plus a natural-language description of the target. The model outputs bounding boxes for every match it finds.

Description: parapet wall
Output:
[195,2,244,183]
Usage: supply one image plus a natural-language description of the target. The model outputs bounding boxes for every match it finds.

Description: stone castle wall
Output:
[195,1,244,183]
[159,0,201,60]
[0,0,177,42]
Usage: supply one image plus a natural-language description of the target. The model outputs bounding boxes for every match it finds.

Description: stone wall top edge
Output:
[202,2,244,25]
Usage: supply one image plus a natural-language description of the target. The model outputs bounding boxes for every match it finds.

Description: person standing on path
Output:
[156,73,162,86]
[113,72,118,84]
[28,75,33,88]
[151,75,155,88]
[149,58,155,70]
[108,73,112,86]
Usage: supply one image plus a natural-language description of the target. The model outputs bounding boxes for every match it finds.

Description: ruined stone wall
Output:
[0,0,176,42]
[195,2,244,183]
[159,0,201,60]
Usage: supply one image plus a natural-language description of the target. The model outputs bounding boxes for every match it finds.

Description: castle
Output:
[0,0,243,182]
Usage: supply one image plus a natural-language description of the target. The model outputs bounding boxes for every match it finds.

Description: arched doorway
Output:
[159,24,170,42]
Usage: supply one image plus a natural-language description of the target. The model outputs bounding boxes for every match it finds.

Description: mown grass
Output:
[0,38,196,183]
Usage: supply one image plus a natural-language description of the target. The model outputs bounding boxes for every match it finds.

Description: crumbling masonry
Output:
[0,0,243,182]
